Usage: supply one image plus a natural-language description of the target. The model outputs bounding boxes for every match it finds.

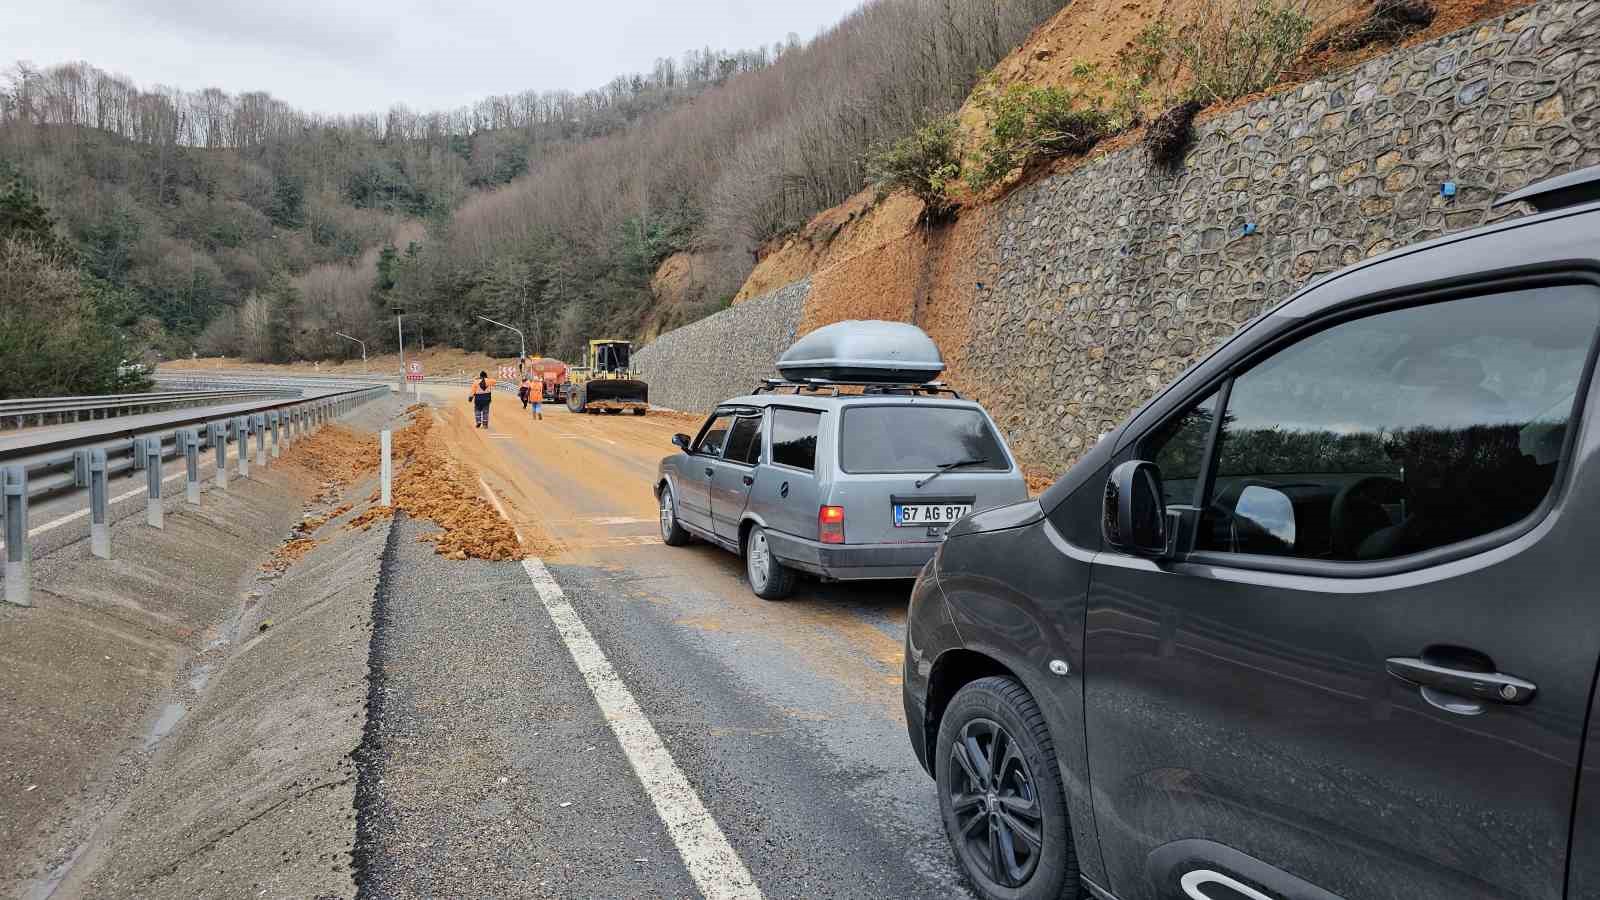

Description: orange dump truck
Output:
[525,358,568,402]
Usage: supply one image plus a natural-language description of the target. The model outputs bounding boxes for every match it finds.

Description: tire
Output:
[743,525,796,600]
[632,408,647,416]
[936,677,1076,900]
[659,485,691,547]
[604,408,622,415]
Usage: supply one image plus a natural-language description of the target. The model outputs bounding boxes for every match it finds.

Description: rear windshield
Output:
[840,405,1009,474]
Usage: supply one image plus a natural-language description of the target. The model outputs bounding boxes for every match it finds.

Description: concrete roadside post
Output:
[89,448,110,559]
[253,413,267,469]
[210,422,228,490]
[234,417,250,478]
[269,411,281,458]
[381,429,392,507]
[181,428,201,505]
[3,465,29,606]
[144,437,163,529]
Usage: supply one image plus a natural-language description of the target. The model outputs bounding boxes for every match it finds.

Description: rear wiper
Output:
[915,457,990,489]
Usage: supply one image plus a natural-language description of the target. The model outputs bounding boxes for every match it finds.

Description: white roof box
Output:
[777,320,945,384]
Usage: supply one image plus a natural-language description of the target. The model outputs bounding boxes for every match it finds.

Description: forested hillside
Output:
[1,0,1067,387]
[391,0,1068,359]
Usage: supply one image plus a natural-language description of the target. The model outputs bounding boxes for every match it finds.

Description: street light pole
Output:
[392,306,407,396]
[334,332,367,373]
[477,315,526,371]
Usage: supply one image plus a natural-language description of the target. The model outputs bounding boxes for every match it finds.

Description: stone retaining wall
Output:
[634,0,1600,469]
[634,279,810,410]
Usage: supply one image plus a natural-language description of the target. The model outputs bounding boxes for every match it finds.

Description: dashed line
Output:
[521,558,763,900]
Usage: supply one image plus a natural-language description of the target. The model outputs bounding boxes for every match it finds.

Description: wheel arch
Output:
[923,648,1026,779]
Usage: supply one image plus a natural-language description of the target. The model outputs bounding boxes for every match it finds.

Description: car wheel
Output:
[744,525,795,600]
[659,485,690,547]
[936,677,1076,900]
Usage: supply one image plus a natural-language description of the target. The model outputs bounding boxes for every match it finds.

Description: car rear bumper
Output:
[763,531,937,581]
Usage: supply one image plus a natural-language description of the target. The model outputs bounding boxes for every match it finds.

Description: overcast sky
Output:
[6,0,863,116]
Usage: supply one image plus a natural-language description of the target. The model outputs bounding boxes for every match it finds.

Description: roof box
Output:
[777,320,945,384]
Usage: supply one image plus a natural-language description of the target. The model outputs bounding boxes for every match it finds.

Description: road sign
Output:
[406,361,424,382]
[498,365,518,383]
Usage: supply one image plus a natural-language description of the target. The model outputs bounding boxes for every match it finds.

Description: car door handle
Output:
[704,467,714,477]
[1386,657,1537,706]
[742,475,754,486]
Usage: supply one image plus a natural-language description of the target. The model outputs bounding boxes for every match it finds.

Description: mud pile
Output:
[387,409,529,561]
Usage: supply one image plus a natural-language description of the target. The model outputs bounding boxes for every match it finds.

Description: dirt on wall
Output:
[735,192,926,304]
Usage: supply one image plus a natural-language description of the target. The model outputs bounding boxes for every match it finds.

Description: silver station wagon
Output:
[654,322,1029,599]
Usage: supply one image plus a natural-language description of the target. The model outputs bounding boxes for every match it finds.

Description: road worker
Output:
[469,371,496,429]
[530,377,544,421]
[518,376,533,410]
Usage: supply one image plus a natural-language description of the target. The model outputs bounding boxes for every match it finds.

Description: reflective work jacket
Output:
[468,378,496,398]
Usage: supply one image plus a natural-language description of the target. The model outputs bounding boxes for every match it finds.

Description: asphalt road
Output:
[356,391,970,898]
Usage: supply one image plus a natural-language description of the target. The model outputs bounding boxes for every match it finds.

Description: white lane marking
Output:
[477,477,529,550]
[587,516,653,526]
[487,434,514,440]
[521,558,763,900]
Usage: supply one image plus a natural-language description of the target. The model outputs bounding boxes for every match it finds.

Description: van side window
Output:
[723,415,764,466]
[1196,285,1598,562]
[694,413,734,456]
[1142,391,1218,507]
[771,408,821,471]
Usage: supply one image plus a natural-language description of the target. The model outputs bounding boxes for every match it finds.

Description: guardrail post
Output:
[269,411,281,458]
[181,429,201,505]
[381,429,392,506]
[210,422,228,490]
[89,448,110,559]
[253,413,267,469]
[144,438,163,529]
[234,417,250,478]
[3,465,29,607]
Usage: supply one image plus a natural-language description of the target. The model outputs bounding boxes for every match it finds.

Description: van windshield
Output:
[840,406,1009,474]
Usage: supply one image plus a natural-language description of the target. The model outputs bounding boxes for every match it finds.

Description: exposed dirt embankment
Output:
[161,346,518,379]
[736,192,925,304]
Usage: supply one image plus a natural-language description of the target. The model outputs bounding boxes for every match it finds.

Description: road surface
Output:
[356,388,970,898]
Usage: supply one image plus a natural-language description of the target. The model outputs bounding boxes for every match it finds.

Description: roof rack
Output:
[753,378,964,399]
[1493,164,1600,212]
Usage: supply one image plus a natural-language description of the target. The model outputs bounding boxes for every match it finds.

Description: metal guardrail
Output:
[0,382,391,608]
[0,388,301,431]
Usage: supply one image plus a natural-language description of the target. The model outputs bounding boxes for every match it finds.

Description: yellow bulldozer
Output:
[565,339,649,415]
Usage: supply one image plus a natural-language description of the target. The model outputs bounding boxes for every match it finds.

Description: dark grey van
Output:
[902,165,1600,900]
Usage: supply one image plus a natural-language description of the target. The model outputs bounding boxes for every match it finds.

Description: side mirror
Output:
[1103,460,1169,557]
[1232,484,1297,555]
[671,433,691,450]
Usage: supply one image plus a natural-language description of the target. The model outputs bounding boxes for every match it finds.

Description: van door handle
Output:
[1386,657,1537,706]
[742,475,754,486]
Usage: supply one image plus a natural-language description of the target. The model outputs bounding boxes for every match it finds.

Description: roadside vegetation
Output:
[0,163,150,398]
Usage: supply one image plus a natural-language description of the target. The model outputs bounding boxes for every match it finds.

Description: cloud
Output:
[83,0,395,63]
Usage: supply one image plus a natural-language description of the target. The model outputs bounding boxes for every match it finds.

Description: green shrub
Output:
[1174,0,1314,105]
[966,81,1111,191]
[863,116,964,221]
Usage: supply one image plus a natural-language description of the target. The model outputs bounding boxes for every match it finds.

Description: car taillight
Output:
[819,505,846,544]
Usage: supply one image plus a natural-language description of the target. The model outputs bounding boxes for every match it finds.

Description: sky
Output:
[5,0,863,116]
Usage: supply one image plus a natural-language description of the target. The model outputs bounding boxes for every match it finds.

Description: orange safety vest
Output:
[468,378,496,397]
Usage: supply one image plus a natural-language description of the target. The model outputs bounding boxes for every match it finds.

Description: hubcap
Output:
[659,490,674,538]
[747,531,769,588]
[949,718,1044,888]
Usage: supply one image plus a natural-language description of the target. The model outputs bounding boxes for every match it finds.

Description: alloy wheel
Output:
[747,531,769,590]
[659,490,675,540]
[948,717,1045,889]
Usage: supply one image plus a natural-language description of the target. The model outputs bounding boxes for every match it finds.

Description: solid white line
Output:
[521,557,763,900]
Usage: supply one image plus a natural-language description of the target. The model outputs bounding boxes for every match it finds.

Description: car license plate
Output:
[895,503,971,527]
